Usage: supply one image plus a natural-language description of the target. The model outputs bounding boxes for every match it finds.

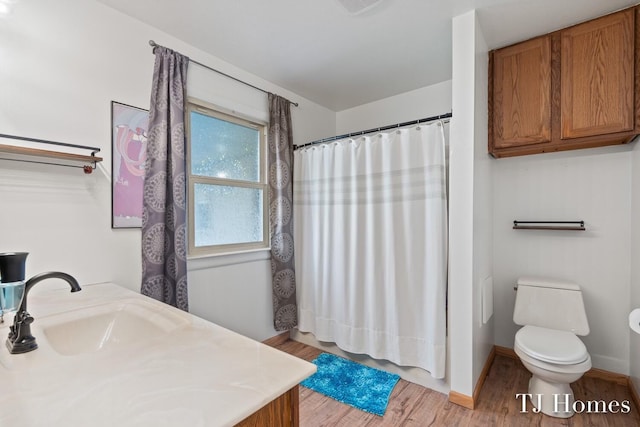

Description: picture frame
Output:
[111,101,149,228]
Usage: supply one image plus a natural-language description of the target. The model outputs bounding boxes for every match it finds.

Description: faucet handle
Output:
[20,313,33,325]
[16,311,33,324]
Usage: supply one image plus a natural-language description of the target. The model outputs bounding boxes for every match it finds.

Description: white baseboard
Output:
[589,353,629,376]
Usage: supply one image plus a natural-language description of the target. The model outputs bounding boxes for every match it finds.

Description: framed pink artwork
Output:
[111,101,148,228]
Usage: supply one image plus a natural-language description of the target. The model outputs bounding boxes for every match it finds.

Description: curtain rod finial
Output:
[149,40,157,47]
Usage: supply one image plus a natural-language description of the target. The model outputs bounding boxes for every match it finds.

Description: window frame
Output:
[186,98,269,257]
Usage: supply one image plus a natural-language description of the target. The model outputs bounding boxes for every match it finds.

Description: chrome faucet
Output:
[6,271,81,354]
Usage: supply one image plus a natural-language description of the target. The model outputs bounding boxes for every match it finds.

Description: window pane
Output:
[193,183,263,247]
[190,111,260,182]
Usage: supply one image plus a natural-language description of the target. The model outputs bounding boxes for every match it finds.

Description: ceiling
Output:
[96,0,638,111]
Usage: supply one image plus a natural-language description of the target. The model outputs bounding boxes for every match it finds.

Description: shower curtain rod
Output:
[295,112,452,150]
[148,40,299,107]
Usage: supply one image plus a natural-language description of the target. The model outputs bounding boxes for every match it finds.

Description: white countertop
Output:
[0,282,315,426]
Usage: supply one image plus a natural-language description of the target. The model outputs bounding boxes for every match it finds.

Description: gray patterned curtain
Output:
[141,47,189,311]
[269,94,298,331]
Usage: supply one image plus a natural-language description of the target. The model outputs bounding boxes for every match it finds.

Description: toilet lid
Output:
[515,325,589,364]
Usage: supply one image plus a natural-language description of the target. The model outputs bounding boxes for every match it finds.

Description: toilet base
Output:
[528,376,574,418]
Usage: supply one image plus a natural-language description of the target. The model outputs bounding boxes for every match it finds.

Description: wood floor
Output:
[271,340,640,426]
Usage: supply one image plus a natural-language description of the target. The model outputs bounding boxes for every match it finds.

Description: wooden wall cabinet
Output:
[491,36,552,149]
[489,7,639,158]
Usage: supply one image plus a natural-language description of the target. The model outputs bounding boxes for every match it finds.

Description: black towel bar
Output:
[512,220,585,231]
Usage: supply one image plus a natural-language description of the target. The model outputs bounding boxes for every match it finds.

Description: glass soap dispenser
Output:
[0,252,28,323]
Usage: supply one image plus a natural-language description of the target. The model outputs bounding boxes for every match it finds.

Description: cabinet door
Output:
[491,36,552,149]
[561,9,634,139]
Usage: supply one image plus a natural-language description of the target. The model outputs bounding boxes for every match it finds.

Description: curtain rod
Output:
[295,112,452,150]
[148,40,299,107]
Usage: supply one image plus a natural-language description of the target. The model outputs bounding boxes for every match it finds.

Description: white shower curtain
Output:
[294,122,447,378]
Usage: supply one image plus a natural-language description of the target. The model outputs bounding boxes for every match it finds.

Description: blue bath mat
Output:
[301,352,400,416]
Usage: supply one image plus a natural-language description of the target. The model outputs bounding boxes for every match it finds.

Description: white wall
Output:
[631,140,640,390]
[470,15,495,391]
[493,146,633,374]
[335,81,452,135]
[0,0,335,342]
[449,9,494,398]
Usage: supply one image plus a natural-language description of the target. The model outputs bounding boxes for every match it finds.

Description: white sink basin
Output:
[41,299,188,356]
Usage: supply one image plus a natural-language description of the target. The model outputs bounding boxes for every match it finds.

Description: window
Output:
[187,99,268,256]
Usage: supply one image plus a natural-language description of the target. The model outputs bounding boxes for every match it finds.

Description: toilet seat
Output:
[515,325,589,364]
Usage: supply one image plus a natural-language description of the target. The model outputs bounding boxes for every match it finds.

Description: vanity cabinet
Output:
[236,386,299,427]
[489,7,639,158]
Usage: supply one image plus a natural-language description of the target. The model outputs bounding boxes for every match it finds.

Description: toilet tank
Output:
[513,276,590,336]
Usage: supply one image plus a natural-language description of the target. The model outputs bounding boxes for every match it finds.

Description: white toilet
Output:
[513,276,591,418]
